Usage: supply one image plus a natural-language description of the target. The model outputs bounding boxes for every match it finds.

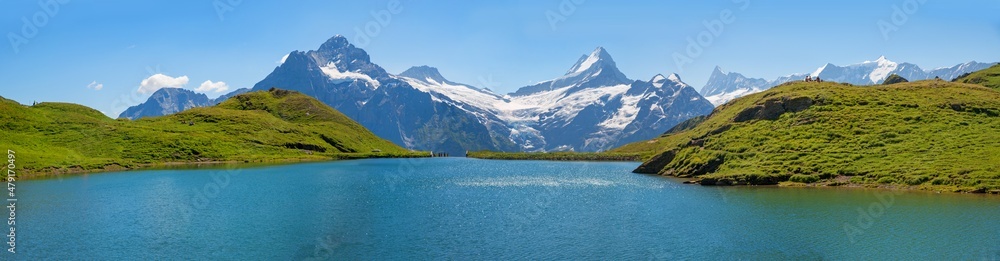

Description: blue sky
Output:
[1,0,998,116]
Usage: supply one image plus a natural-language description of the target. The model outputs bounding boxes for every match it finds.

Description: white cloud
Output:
[278,53,289,64]
[138,74,189,94]
[86,81,103,90]
[196,80,230,93]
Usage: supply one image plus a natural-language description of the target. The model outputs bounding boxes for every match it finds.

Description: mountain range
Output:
[701,57,997,105]
[123,35,714,154]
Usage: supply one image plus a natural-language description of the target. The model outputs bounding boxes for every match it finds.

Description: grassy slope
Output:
[954,64,1000,90]
[0,89,425,179]
[613,80,1000,193]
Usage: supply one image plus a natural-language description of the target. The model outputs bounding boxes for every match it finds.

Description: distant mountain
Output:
[252,37,713,153]
[700,66,775,106]
[118,88,249,120]
[118,36,714,153]
[252,36,520,155]
[212,88,251,103]
[701,57,996,105]
[501,47,714,151]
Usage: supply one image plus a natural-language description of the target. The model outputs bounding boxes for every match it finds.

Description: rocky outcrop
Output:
[733,96,814,122]
[632,149,677,174]
[882,74,909,85]
[699,174,784,186]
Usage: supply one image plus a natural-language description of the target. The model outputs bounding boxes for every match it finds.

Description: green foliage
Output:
[0,89,426,179]
[954,64,1000,90]
[789,174,820,183]
[613,72,1000,193]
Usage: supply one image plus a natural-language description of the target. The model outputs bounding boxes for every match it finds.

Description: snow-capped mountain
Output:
[252,35,519,155]
[123,35,714,153]
[118,87,249,120]
[700,66,773,106]
[701,57,996,105]
[501,47,714,151]
[810,56,929,85]
[395,47,714,151]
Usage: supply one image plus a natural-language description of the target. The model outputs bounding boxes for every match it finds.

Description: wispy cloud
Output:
[138,74,189,94]
[86,81,103,91]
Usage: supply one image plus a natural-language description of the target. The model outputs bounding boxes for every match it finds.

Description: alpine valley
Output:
[122,35,715,154]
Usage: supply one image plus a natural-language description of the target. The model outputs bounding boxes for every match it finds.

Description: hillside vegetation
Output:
[954,63,1000,90]
[0,88,424,179]
[614,79,1000,193]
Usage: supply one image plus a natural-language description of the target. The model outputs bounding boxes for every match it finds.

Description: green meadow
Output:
[0,88,426,179]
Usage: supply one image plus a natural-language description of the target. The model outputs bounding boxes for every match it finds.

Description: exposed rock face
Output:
[733,96,814,122]
[699,175,783,186]
[632,149,677,174]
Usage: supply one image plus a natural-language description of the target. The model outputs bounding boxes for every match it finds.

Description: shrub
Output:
[877,177,898,184]
[789,174,820,183]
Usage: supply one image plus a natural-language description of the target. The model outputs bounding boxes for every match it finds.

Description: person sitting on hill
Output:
[806,75,812,82]
[816,77,822,83]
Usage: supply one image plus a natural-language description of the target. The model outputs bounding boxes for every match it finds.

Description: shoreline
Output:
[16,153,431,181]
[465,151,644,162]
[655,174,1000,195]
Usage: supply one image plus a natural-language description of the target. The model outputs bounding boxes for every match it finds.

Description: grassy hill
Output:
[0,88,425,179]
[613,79,1000,193]
[954,63,1000,90]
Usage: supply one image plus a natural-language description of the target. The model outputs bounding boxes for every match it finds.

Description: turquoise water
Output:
[13,158,1000,260]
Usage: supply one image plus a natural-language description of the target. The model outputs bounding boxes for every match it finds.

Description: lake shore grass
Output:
[17,152,432,181]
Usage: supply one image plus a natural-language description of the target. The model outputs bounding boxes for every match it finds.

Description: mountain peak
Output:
[318,35,352,52]
[667,73,683,82]
[565,46,617,75]
[399,66,447,83]
[712,66,727,76]
[650,74,667,87]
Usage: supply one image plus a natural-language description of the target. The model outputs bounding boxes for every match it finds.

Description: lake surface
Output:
[14,158,1000,260]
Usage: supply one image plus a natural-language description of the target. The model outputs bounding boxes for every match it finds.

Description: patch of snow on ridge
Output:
[573,53,600,74]
[399,75,535,123]
[319,62,380,88]
[510,84,631,125]
[705,88,761,106]
[599,94,642,130]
